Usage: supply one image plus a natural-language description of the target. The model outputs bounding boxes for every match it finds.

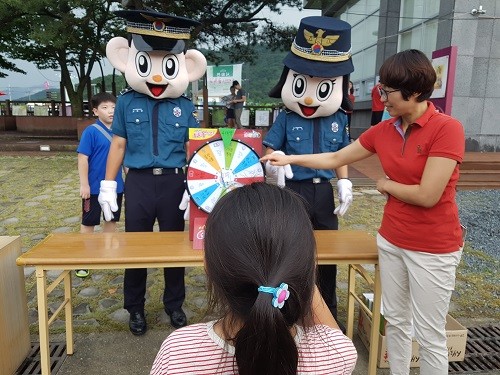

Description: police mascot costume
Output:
[98,9,207,335]
[263,16,354,325]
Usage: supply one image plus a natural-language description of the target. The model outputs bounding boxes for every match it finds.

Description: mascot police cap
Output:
[283,16,353,78]
[269,16,354,99]
[114,9,200,53]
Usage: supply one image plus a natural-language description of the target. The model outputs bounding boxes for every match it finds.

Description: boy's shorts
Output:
[226,108,235,119]
[81,193,123,226]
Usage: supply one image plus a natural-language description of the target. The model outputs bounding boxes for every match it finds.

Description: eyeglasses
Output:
[378,86,400,100]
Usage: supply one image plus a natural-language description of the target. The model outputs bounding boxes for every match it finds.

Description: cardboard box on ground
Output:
[358,294,467,368]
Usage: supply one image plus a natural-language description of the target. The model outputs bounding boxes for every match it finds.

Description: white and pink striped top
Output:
[150,321,357,374]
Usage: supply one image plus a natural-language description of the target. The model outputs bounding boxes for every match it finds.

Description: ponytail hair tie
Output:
[257,282,290,309]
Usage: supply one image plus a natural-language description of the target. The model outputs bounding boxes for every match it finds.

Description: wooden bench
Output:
[348,152,500,190]
[458,152,500,189]
[17,230,381,375]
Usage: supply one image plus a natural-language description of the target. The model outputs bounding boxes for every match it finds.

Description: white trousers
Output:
[377,233,462,375]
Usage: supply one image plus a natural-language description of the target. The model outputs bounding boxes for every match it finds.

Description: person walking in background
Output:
[262,49,465,375]
[371,80,384,125]
[232,80,246,128]
[346,80,355,140]
[76,92,124,278]
[221,85,236,128]
[151,183,358,375]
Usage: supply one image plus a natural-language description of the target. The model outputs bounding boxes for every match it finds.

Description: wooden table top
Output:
[16,230,378,268]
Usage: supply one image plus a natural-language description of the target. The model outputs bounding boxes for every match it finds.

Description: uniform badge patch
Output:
[173,107,182,117]
[331,122,339,132]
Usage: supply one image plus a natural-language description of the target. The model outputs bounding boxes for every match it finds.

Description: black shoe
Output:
[165,308,187,329]
[129,311,147,336]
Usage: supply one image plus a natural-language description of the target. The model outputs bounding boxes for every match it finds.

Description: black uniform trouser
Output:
[286,180,340,319]
[124,170,185,314]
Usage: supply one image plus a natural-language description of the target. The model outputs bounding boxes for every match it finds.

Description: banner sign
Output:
[207,64,242,97]
[430,46,457,115]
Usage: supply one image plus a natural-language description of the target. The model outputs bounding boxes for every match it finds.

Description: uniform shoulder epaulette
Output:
[180,94,192,101]
[119,86,133,96]
[338,107,347,114]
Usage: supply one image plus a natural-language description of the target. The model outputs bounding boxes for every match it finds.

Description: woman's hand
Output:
[260,152,291,166]
[376,176,390,198]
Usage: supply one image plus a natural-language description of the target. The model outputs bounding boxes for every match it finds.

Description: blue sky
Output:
[0,6,320,99]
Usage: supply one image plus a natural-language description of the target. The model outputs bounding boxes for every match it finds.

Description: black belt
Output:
[290,178,330,184]
[130,167,184,175]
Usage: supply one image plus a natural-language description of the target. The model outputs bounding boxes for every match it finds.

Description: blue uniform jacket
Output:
[263,109,350,180]
[112,90,199,169]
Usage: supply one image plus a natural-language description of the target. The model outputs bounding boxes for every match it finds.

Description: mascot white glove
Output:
[178,190,190,221]
[98,180,118,221]
[265,151,293,188]
[334,178,353,217]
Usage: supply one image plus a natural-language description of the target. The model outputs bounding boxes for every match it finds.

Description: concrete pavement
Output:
[53,328,409,375]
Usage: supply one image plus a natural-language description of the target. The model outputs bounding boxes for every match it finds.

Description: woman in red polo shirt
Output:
[261,49,465,375]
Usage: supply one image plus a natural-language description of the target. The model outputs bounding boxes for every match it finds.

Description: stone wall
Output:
[0,116,16,131]
[15,116,79,136]
[450,0,500,151]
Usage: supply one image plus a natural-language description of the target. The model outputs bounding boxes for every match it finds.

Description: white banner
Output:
[255,110,270,127]
[240,109,250,127]
[207,64,242,97]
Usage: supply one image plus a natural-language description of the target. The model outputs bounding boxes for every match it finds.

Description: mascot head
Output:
[269,17,354,118]
[106,9,207,99]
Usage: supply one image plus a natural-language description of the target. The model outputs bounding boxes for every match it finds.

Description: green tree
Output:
[0,3,24,79]
[0,0,123,116]
[201,45,287,104]
[144,0,299,63]
[0,0,302,115]
[0,56,23,79]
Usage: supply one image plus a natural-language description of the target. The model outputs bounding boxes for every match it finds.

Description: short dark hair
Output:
[232,80,239,86]
[90,92,116,109]
[379,49,436,102]
[204,183,316,375]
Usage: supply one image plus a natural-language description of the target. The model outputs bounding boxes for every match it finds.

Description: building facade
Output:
[304,0,500,151]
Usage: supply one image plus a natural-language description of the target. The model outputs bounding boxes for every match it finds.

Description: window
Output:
[399,18,438,57]
[398,0,439,57]
[400,0,439,29]
[337,0,381,101]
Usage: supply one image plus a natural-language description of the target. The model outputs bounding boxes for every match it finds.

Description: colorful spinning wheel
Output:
[186,139,265,213]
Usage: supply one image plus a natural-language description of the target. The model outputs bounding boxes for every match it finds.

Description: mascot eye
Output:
[162,55,179,79]
[135,52,151,77]
[292,75,307,98]
[316,80,334,101]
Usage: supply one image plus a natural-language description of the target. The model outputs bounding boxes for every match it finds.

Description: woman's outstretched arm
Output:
[261,140,373,170]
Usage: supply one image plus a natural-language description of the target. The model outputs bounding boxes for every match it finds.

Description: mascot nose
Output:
[304,97,313,105]
[152,75,163,83]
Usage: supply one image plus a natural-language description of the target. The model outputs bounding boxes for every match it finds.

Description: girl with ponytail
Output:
[151,183,357,374]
